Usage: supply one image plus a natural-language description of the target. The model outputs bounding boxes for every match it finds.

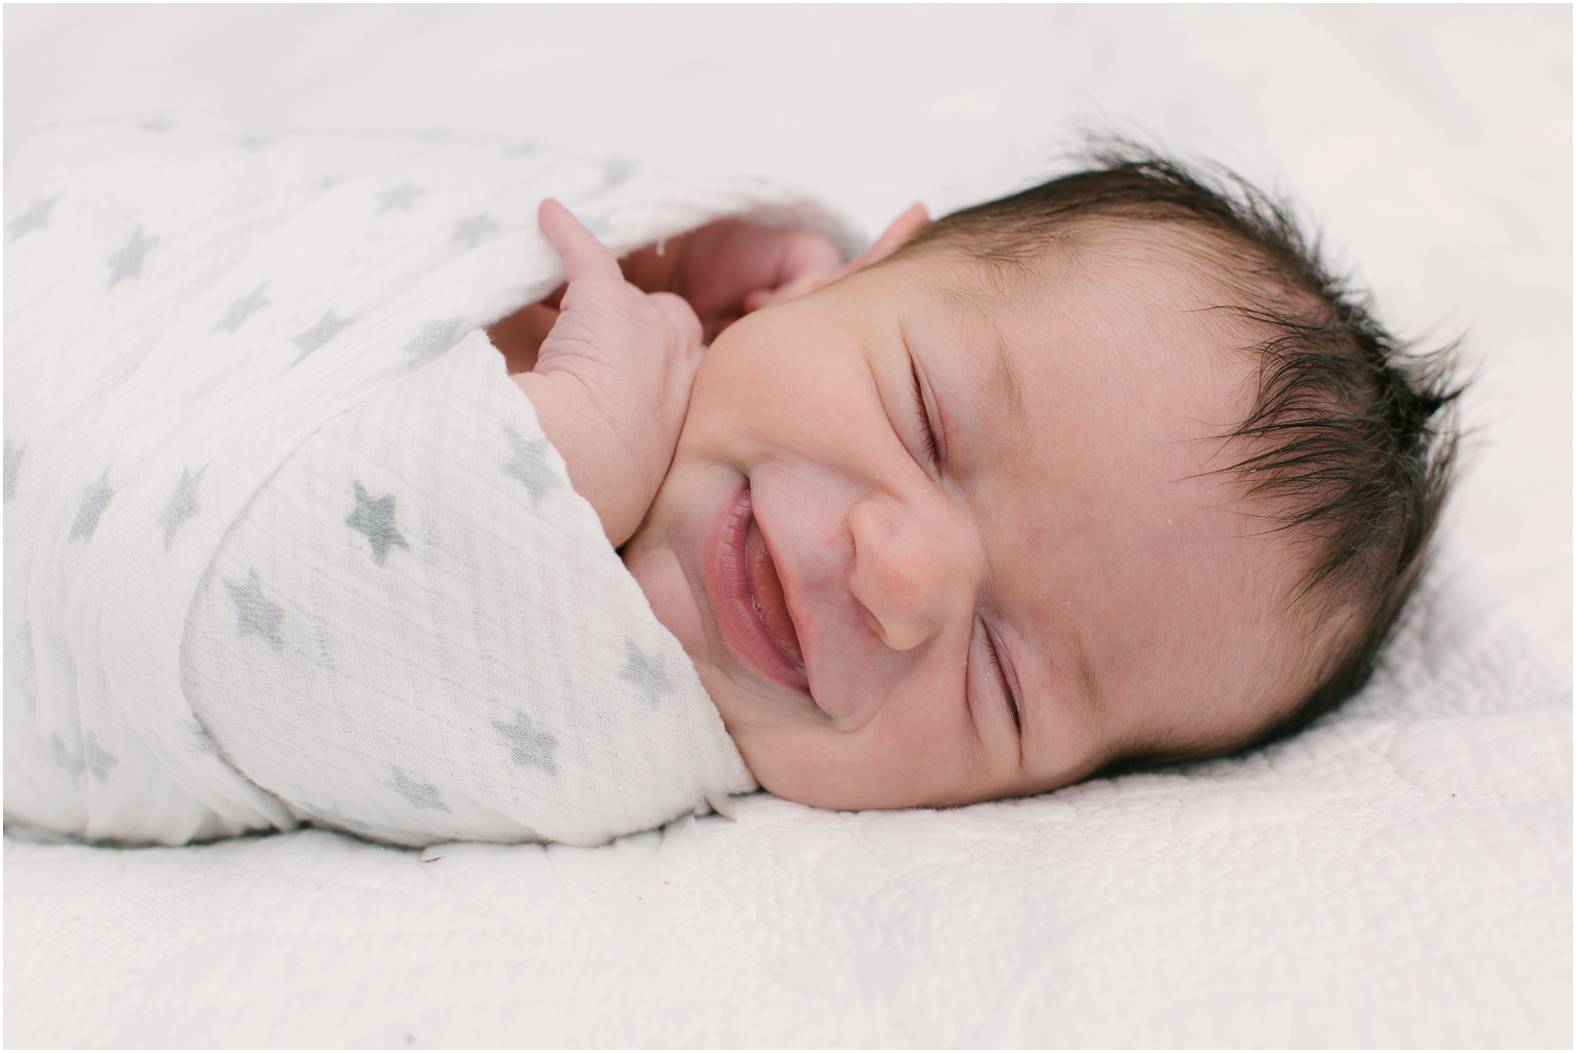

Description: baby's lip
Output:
[752,509,815,699]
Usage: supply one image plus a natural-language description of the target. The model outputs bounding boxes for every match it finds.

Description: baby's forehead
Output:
[912,227,1236,329]
[909,243,1259,406]
[914,234,1286,538]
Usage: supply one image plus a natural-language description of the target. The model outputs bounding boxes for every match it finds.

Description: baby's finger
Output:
[538,199,623,289]
[646,290,704,351]
[743,274,828,313]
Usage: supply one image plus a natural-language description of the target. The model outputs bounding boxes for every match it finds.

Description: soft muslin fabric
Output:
[2,119,860,847]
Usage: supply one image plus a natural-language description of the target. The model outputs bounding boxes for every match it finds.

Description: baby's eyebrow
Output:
[925,278,1028,462]
[982,319,1028,449]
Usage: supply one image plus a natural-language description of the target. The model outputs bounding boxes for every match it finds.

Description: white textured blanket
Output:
[1,120,856,847]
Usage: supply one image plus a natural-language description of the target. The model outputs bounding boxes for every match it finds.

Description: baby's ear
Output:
[846,202,931,273]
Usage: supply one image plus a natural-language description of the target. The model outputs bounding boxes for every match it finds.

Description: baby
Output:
[491,143,1466,813]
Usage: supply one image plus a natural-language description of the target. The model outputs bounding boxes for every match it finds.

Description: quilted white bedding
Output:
[4,5,1570,1047]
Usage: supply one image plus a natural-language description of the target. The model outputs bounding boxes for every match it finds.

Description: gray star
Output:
[601,157,634,191]
[452,212,500,249]
[239,134,271,151]
[6,196,57,243]
[82,732,117,782]
[320,176,341,191]
[224,567,284,652]
[344,480,410,566]
[492,708,560,777]
[501,428,559,506]
[160,465,205,550]
[502,141,539,159]
[50,733,85,778]
[188,718,220,757]
[290,310,353,366]
[139,117,173,133]
[107,227,159,291]
[5,437,25,501]
[68,467,114,542]
[212,283,270,333]
[403,317,463,361]
[377,183,425,214]
[390,766,450,812]
[620,637,672,708]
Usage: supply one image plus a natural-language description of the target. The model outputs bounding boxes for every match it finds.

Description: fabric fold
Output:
[4,118,860,846]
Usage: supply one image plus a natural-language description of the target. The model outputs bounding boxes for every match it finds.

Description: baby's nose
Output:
[847,496,981,652]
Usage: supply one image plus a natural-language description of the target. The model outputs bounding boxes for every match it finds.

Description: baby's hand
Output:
[739,203,930,315]
[514,198,705,549]
[665,220,846,341]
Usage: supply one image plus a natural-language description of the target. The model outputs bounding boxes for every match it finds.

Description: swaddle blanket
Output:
[3,118,862,848]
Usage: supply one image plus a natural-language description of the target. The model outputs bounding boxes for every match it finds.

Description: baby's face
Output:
[621,225,1315,809]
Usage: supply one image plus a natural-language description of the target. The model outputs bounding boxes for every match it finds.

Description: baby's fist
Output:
[522,199,705,547]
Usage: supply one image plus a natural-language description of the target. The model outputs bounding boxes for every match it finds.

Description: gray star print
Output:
[161,465,205,550]
[82,732,117,781]
[107,227,159,291]
[502,141,539,158]
[68,467,114,542]
[239,134,271,151]
[212,284,270,333]
[492,708,560,777]
[139,117,173,133]
[5,438,25,501]
[403,317,463,360]
[501,428,559,506]
[6,196,56,243]
[290,310,353,366]
[225,567,284,652]
[390,766,450,812]
[50,733,85,778]
[620,637,672,708]
[345,480,410,566]
[452,212,500,249]
[377,183,425,214]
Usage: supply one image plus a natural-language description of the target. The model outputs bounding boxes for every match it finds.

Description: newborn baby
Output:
[493,146,1464,813]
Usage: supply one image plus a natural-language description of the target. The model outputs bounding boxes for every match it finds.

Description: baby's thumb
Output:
[538,199,622,289]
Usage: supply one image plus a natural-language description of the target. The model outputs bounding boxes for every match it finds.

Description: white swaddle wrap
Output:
[3,118,862,847]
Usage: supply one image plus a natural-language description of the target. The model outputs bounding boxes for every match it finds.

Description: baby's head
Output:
[621,141,1467,810]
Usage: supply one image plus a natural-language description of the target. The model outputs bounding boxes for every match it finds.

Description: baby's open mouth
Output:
[744,516,804,667]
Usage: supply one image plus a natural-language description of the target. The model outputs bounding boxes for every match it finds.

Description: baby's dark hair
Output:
[885,135,1471,773]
